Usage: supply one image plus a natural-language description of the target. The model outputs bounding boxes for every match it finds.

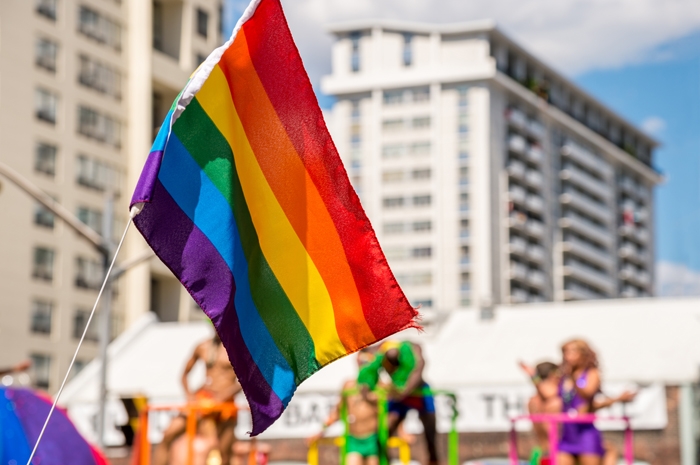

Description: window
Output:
[78,6,122,51]
[382,144,404,158]
[458,140,469,160]
[458,113,469,134]
[402,33,413,67]
[77,206,103,235]
[397,272,432,286]
[35,142,57,176]
[153,1,164,51]
[34,203,55,229]
[30,300,53,335]
[382,170,403,183]
[382,118,403,132]
[412,168,431,180]
[383,222,404,234]
[75,256,103,290]
[414,299,432,308]
[412,116,430,129]
[73,310,98,341]
[413,195,431,207]
[78,106,121,148]
[383,197,404,209]
[36,38,58,72]
[350,100,361,121]
[30,354,52,389]
[78,54,122,99]
[196,8,209,38]
[350,32,361,72]
[195,53,208,67]
[32,247,55,282]
[412,247,431,258]
[409,141,431,157]
[459,192,469,210]
[412,88,430,103]
[76,155,118,191]
[413,221,431,232]
[383,90,403,105]
[36,0,57,20]
[35,88,58,124]
[385,247,407,261]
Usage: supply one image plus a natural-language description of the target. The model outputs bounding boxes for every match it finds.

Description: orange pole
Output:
[139,410,150,465]
[186,407,197,465]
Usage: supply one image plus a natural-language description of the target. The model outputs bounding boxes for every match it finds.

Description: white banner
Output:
[67,382,668,445]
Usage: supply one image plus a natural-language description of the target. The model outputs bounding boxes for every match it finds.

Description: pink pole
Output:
[624,418,634,465]
[509,420,519,465]
[548,418,558,465]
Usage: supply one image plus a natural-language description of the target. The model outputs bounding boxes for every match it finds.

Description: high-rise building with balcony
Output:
[322,20,661,317]
[0,0,222,391]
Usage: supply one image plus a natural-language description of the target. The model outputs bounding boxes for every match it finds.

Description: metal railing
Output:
[508,413,634,465]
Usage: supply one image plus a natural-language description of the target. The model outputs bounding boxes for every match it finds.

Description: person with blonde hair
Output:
[557,339,604,465]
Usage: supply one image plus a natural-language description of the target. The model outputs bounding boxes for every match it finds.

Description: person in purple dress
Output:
[558,339,605,465]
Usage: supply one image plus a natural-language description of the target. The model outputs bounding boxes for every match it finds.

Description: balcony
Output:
[506,108,528,129]
[527,120,546,139]
[563,260,614,294]
[509,212,528,231]
[508,134,527,154]
[507,160,526,180]
[526,145,544,164]
[560,165,612,200]
[560,238,613,270]
[620,286,640,298]
[560,191,612,225]
[510,261,528,281]
[525,169,543,189]
[508,185,526,205]
[510,288,529,304]
[528,269,547,289]
[525,194,544,214]
[559,215,613,248]
[619,266,650,288]
[561,143,613,179]
[509,237,528,256]
[525,219,546,239]
[619,224,649,244]
[563,282,603,301]
[618,243,648,265]
[527,245,546,264]
[620,177,650,202]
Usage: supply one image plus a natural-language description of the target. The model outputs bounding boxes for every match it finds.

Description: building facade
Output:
[0,0,221,391]
[322,20,662,317]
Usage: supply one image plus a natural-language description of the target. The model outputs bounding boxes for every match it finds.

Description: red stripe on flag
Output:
[241,0,418,338]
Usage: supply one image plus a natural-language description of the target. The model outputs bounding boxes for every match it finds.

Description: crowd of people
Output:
[136,334,636,465]
[519,339,636,465]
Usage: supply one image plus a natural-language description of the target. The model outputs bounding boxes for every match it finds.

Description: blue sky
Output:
[223,0,700,289]
[576,32,700,273]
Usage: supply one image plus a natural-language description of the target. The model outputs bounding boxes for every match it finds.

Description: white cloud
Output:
[279,0,700,92]
[641,116,667,136]
[656,261,700,297]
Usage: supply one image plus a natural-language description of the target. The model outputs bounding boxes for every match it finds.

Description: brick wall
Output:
[113,386,683,465]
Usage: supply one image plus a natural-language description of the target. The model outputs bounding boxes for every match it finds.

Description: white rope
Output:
[25,218,133,465]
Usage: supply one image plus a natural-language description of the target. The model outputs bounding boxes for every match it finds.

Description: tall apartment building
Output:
[0,0,221,391]
[322,20,661,317]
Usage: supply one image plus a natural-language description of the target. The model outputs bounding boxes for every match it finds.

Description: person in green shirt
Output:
[358,341,438,465]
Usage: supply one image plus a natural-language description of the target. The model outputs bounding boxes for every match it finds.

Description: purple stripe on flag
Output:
[130,150,164,207]
[133,180,284,433]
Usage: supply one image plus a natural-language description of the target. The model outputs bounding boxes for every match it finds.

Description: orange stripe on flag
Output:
[219,31,378,351]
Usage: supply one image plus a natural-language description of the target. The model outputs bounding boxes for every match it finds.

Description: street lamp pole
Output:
[0,161,152,448]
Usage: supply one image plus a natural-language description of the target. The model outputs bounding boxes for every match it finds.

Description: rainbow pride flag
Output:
[130,0,418,434]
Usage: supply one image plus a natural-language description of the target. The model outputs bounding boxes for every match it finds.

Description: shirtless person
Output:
[309,349,381,465]
[359,341,438,465]
[154,333,242,465]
